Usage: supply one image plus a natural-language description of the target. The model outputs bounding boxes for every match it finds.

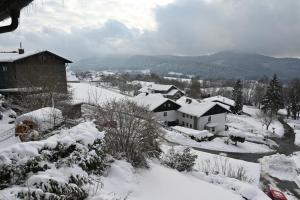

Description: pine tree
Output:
[188,76,202,99]
[261,74,284,130]
[232,79,243,114]
[262,74,284,114]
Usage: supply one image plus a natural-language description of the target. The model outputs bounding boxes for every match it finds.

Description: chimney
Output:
[18,42,24,54]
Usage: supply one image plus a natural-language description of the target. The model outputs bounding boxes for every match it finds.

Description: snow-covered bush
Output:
[162,147,198,172]
[95,99,162,168]
[0,122,110,199]
[228,132,246,145]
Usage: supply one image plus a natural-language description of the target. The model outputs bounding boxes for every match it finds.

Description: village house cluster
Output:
[134,83,232,134]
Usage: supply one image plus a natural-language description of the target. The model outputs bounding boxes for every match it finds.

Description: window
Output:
[190,124,192,128]
[182,122,185,126]
[2,66,8,72]
[168,103,171,108]
[182,113,185,118]
[212,127,215,132]
[164,112,167,117]
[190,116,193,119]
[208,116,211,122]
[186,123,189,127]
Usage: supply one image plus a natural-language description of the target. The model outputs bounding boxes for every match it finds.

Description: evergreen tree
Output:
[188,76,202,99]
[232,79,243,114]
[261,74,284,115]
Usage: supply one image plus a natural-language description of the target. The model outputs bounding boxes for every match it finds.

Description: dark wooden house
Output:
[0,51,72,92]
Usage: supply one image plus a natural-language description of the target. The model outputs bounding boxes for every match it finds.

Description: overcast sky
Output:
[1,0,300,60]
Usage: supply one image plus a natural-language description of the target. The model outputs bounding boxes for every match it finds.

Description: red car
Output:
[266,189,288,200]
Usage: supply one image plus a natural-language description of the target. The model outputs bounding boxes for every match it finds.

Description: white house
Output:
[138,83,184,99]
[133,93,181,126]
[133,94,230,133]
[176,96,230,133]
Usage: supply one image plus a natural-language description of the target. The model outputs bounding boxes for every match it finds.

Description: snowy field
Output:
[164,129,273,153]
[69,82,131,105]
[227,113,284,138]
[92,160,268,200]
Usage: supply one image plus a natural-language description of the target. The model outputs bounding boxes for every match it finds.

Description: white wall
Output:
[198,113,226,133]
[176,111,195,129]
[154,110,177,122]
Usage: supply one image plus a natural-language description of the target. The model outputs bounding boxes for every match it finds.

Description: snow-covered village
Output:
[1,1,300,200]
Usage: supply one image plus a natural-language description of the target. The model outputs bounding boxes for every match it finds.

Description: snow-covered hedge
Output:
[0,122,110,199]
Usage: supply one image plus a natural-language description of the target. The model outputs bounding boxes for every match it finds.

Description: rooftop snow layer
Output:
[178,102,225,117]
[133,93,170,111]
[202,95,235,107]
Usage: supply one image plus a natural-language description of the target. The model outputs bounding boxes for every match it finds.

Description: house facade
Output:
[177,101,229,133]
[0,50,72,92]
[134,94,230,133]
[133,93,181,126]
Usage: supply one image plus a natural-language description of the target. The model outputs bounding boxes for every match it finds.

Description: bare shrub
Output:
[95,99,162,168]
[197,157,254,183]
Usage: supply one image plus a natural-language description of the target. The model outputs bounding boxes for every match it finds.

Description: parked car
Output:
[266,189,288,200]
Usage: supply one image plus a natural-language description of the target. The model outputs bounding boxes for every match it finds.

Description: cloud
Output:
[1,0,300,59]
[147,0,300,57]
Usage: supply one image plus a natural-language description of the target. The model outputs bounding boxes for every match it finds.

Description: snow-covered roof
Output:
[133,93,176,111]
[166,88,184,96]
[202,95,235,107]
[0,50,72,63]
[178,102,229,117]
[138,83,177,93]
[15,107,63,132]
[172,126,213,139]
[176,96,200,106]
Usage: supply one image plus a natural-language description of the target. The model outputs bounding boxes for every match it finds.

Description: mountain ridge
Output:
[71,51,300,80]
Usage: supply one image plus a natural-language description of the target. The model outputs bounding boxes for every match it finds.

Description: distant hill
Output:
[71,51,300,80]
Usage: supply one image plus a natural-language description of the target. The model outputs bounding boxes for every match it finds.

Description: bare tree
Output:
[94,99,162,167]
[257,110,275,131]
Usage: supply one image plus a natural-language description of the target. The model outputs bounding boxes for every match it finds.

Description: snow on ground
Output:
[0,111,15,134]
[260,154,297,182]
[69,82,130,105]
[164,129,273,153]
[227,113,284,138]
[161,144,261,185]
[91,160,246,200]
[261,153,300,189]
[0,101,19,149]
